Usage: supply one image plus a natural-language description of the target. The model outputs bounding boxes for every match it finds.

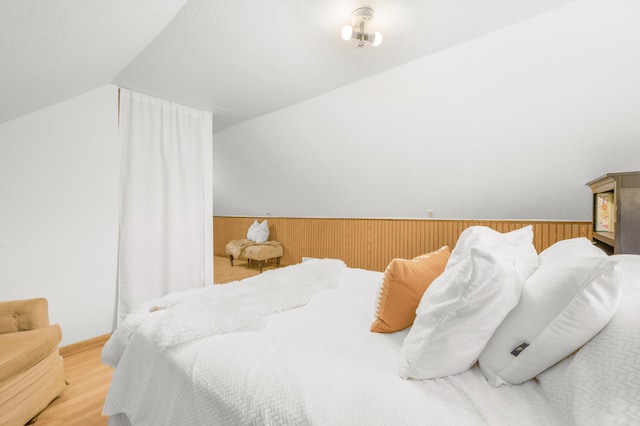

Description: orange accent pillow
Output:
[370,246,450,333]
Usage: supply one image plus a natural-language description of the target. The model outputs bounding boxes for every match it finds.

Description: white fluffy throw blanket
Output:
[103,259,346,366]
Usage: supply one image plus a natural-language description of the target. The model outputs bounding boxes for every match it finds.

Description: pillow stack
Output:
[478,237,622,386]
[399,226,538,380]
[371,246,450,333]
[247,220,269,242]
[396,232,624,384]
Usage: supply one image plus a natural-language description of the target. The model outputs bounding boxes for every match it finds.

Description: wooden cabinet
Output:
[586,171,640,255]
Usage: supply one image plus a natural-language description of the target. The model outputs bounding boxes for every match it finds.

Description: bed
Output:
[102,227,640,425]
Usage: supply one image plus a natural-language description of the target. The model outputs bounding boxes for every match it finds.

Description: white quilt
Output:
[103,262,569,426]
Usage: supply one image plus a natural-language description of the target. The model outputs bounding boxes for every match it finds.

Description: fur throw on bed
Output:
[103,259,346,365]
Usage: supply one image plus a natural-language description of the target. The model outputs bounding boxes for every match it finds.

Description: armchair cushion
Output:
[0,298,66,426]
[0,324,62,382]
[0,350,65,409]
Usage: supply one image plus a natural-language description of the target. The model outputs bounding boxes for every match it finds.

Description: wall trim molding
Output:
[60,333,111,358]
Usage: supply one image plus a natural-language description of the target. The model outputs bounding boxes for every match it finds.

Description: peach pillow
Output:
[371,246,450,333]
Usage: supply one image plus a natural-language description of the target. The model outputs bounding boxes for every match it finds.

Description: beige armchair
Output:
[0,298,66,426]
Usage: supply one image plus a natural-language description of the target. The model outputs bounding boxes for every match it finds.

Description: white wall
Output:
[213,0,640,220]
[0,85,119,345]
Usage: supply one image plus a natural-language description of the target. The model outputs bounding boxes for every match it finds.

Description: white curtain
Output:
[117,89,213,324]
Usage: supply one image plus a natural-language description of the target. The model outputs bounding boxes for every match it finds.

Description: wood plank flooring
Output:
[30,256,268,425]
[213,253,281,283]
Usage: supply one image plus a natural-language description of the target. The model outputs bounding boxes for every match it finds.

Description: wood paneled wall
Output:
[214,217,592,272]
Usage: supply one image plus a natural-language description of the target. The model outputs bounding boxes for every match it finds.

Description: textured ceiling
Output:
[1,0,575,131]
[0,0,189,125]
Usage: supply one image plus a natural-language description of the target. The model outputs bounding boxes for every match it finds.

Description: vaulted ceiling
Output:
[1,0,575,132]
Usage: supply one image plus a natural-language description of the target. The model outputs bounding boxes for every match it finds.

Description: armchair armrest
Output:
[0,298,50,334]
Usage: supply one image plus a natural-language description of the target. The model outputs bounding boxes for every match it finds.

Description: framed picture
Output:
[595,192,615,232]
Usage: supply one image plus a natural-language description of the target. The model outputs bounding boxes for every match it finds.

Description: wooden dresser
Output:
[587,171,640,255]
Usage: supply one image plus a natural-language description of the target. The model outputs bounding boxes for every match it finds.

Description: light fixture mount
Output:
[350,7,375,27]
[341,6,382,48]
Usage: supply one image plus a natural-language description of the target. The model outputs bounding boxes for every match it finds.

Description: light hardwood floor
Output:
[30,255,278,425]
[213,252,282,283]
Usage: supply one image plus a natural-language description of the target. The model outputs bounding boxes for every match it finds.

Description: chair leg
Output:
[276,257,281,266]
[229,255,234,267]
[259,261,263,273]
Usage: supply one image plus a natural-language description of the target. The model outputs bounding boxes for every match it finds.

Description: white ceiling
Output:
[1,0,575,131]
[0,0,189,126]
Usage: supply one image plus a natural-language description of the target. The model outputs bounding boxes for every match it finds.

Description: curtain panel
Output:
[117,89,213,324]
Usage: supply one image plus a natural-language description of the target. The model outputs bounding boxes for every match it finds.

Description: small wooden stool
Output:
[225,239,284,273]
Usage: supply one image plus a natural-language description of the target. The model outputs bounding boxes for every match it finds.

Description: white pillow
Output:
[399,244,527,380]
[448,225,539,282]
[539,237,605,263]
[247,220,269,242]
[478,255,622,386]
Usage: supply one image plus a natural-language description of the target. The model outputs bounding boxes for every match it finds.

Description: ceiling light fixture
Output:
[341,7,382,48]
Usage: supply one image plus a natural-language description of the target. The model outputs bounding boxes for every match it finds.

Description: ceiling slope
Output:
[115,0,575,132]
[1,0,575,129]
[0,0,188,125]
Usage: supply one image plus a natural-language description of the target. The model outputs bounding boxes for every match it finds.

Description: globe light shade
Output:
[372,32,382,46]
[341,25,353,41]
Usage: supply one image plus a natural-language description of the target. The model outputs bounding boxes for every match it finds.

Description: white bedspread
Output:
[103,262,567,425]
[537,255,640,425]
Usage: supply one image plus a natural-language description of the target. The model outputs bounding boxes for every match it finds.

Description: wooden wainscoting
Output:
[213,217,592,272]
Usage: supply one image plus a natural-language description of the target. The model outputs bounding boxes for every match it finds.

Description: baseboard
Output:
[59,333,112,358]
